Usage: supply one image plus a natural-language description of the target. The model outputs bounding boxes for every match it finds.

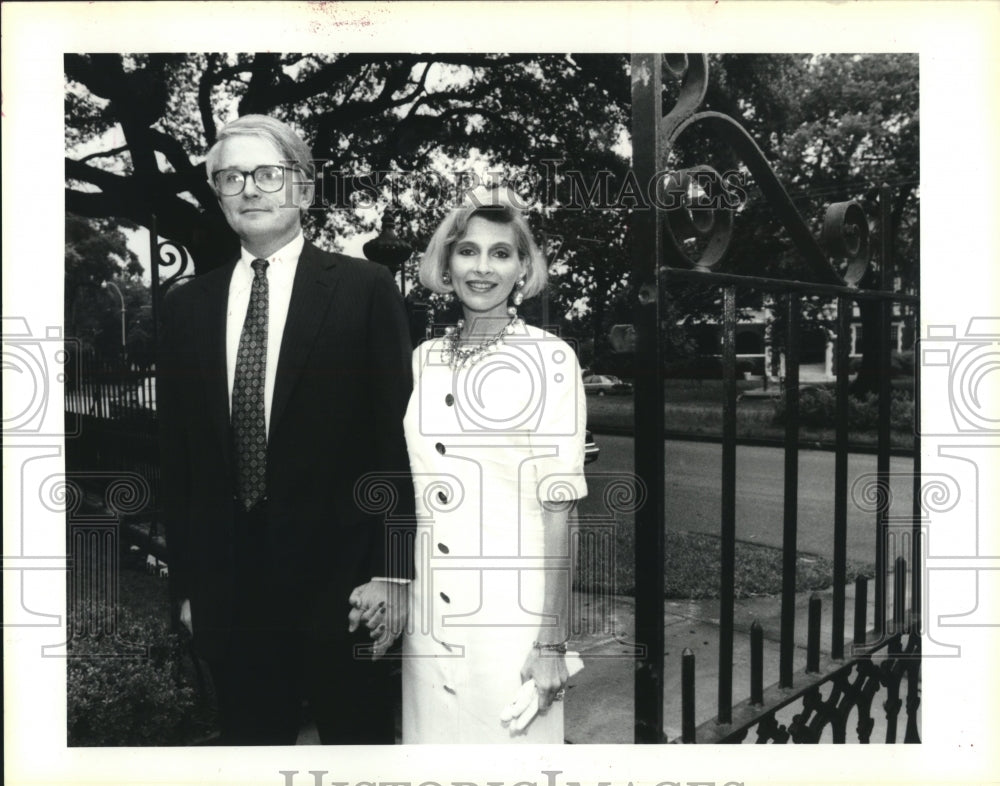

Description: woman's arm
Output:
[520,500,575,710]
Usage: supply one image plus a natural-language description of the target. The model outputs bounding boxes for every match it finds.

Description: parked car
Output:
[584,428,600,464]
[582,373,633,396]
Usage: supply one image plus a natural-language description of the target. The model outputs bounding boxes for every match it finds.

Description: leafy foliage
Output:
[65,53,917,359]
[771,385,915,432]
[65,215,157,363]
[67,608,197,746]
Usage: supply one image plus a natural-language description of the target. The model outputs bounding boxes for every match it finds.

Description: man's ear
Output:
[299,181,316,212]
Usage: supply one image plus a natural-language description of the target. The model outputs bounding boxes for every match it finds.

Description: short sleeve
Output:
[411,342,423,383]
[530,334,588,503]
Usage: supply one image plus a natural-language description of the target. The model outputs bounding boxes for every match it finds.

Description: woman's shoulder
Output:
[414,335,447,352]
[412,336,448,365]
[518,323,580,359]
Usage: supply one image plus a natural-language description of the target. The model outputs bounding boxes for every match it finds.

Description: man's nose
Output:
[242,175,261,197]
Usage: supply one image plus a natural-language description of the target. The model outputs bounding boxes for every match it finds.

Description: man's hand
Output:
[348,581,408,659]
[179,598,193,636]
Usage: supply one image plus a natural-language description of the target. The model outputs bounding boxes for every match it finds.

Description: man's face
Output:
[212,135,312,250]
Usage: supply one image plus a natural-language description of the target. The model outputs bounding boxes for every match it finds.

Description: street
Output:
[581,434,915,565]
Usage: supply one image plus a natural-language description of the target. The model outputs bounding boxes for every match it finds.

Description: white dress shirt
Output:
[226,232,303,436]
[224,233,403,589]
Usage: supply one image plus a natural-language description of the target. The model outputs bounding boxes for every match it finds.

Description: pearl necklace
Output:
[441,315,521,370]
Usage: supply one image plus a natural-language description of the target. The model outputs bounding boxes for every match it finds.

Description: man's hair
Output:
[418,186,548,298]
[205,114,316,183]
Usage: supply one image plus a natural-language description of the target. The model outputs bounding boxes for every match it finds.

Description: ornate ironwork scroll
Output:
[630,53,919,744]
[655,54,871,285]
[156,237,194,296]
[146,214,194,352]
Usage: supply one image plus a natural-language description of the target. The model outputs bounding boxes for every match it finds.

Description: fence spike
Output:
[681,648,696,743]
[854,575,868,648]
[807,594,822,673]
[750,620,764,705]
[894,556,907,633]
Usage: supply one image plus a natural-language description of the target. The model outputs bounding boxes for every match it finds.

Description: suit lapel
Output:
[270,242,341,436]
[194,261,238,471]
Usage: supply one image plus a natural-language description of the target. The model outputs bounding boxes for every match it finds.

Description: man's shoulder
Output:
[303,242,392,283]
[162,261,233,309]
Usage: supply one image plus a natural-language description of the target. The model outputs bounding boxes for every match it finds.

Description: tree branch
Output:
[231,53,393,115]
[199,53,221,147]
[408,62,433,115]
[66,188,148,224]
[78,145,130,165]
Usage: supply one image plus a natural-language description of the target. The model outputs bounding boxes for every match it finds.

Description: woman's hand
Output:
[348,581,408,659]
[520,645,569,712]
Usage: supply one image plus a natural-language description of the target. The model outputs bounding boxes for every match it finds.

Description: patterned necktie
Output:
[232,258,269,511]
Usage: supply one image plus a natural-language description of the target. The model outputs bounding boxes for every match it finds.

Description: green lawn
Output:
[575,528,873,601]
[579,379,884,598]
[586,379,915,451]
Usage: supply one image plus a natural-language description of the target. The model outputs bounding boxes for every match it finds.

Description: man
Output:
[158,114,414,745]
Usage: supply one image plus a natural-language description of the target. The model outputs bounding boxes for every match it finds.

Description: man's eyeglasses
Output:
[211,165,293,196]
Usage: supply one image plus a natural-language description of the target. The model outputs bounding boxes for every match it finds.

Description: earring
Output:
[512,277,525,307]
[442,271,452,285]
[508,277,526,320]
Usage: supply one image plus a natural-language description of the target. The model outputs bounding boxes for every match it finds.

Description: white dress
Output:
[401,322,588,743]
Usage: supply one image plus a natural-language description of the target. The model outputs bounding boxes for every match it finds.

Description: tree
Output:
[65,53,629,277]
[658,54,918,389]
[65,53,917,381]
[772,54,918,395]
[64,214,152,358]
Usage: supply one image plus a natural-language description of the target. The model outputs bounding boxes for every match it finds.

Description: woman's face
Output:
[447,216,525,322]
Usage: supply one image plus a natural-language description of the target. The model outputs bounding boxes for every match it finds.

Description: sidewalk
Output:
[297,584,903,745]
[564,584,892,743]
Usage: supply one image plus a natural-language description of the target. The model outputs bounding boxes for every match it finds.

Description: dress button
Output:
[437,542,450,554]
[445,393,454,406]
[437,491,448,504]
[439,591,451,603]
[435,442,446,455]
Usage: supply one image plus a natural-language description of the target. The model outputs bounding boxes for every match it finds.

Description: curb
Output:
[587,424,916,457]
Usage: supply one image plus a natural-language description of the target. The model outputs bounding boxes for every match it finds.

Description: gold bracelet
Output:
[533,640,568,653]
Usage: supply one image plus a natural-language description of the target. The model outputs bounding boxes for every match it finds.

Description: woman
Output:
[401,187,588,743]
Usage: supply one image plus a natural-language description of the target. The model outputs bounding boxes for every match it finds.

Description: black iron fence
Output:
[64,350,161,531]
[630,54,920,743]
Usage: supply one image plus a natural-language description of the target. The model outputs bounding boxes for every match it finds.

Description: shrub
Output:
[67,608,198,746]
[849,349,915,377]
[771,387,914,432]
[850,390,915,431]
[663,356,724,379]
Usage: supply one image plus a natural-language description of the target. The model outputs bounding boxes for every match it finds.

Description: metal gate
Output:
[629,54,920,743]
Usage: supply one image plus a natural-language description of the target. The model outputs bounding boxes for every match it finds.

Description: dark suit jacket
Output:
[158,241,415,661]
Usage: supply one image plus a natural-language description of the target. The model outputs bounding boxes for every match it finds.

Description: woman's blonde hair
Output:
[418,186,548,298]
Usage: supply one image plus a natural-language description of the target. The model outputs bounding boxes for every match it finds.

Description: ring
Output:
[554,689,566,702]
